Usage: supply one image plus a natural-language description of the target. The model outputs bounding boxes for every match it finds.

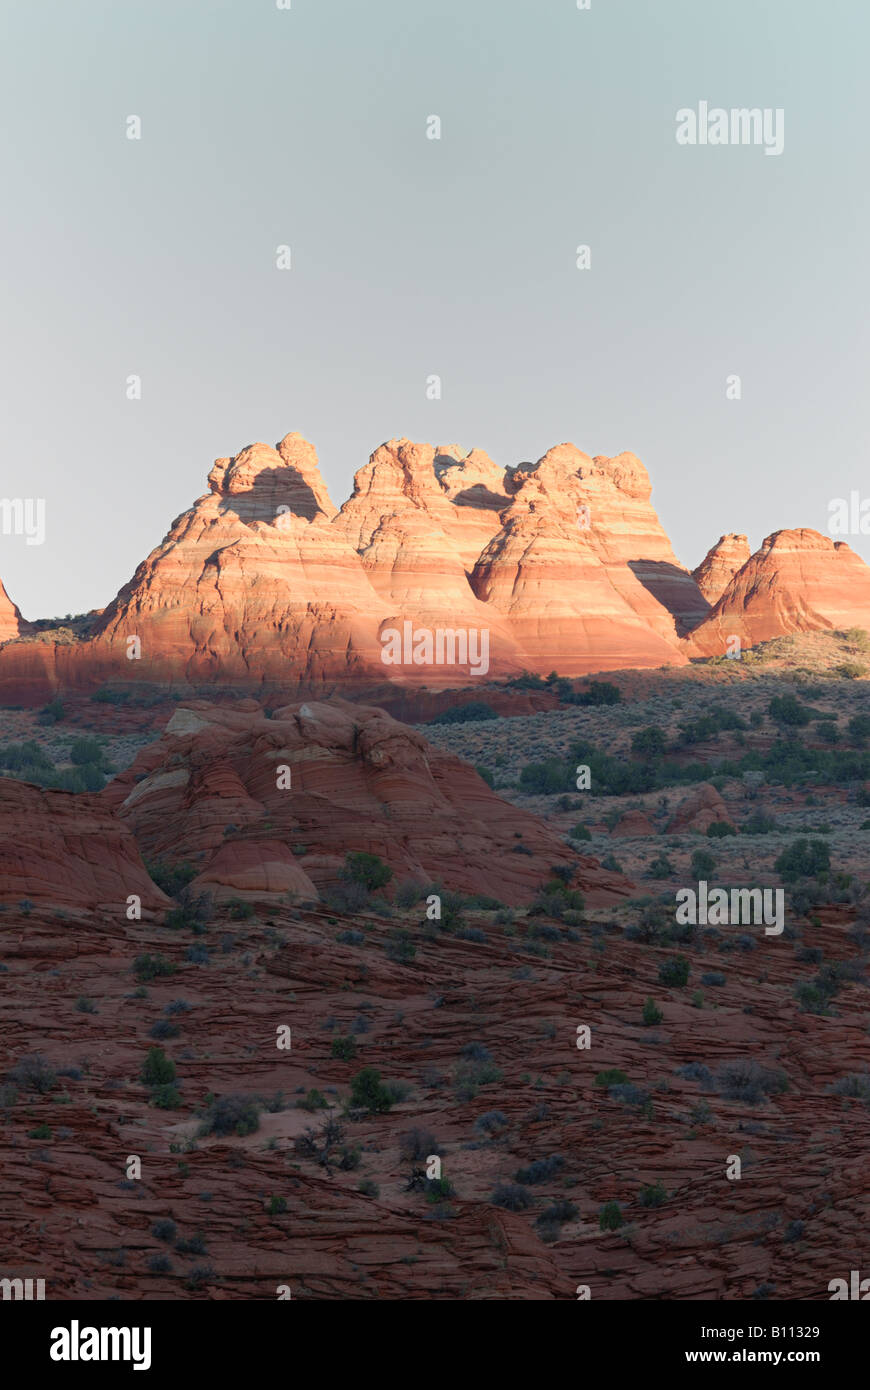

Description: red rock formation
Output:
[8,432,870,704]
[666,782,735,834]
[470,444,695,673]
[611,809,657,837]
[0,779,170,915]
[0,578,27,643]
[692,534,751,604]
[102,699,631,908]
[687,529,870,657]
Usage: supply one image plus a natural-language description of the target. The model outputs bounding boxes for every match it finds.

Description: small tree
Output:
[141,1047,176,1087]
[642,997,663,1027]
[599,1201,623,1231]
[349,1067,393,1114]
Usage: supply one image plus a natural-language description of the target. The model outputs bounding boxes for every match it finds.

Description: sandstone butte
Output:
[98,698,630,908]
[1,433,869,704]
[685,529,870,657]
[0,697,629,913]
[691,533,751,604]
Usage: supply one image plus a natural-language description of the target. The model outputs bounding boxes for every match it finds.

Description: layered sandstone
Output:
[0,778,170,915]
[692,534,751,604]
[2,432,868,706]
[687,529,870,657]
[470,444,695,673]
[0,578,27,643]
[101,698,630,908]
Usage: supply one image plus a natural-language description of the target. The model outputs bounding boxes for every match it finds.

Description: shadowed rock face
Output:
[0,779,170,916]
[686,529,870,657]
[2,434,868,705]
[100,698,631,908]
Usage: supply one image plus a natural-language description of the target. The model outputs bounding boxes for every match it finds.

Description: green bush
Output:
[331,1036,357,1062]
[349,1067,393,1114]
[341,852,393,892]
[133,953,176,982]
[141,1047,177,1087]
[200,1093,261,1137]
[775,838,831,880]
[428,702,498,725]
[642,997,663,1026]
[658,955,690,988]
[769,694,814,727]
[151,1084,183,1109]
[631,727,667,758]
[690,849,716,877]
[569,823,592,841]
[707,821,737,838]
[594,1069,628,1088]
[599,1201,624,1231]
[647,854,674,879]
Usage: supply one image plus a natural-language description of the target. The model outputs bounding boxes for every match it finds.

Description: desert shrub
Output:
[647,854,674,879]
[474,1110,508,1135]
[769,694,814,726]
[399,1128,441,1162]
[144,859,197,898]
[515,1154,564,1185]
[491,1183,533,1211]
[151,1084,182,1109]
[200,1093,261,1137]
[268,1196,287,1216]
[147,1254,172,1274]
[38,698,65,725]
[385,929,416,963]
[227,899,255,920]
[594,1069,628,1087]
[631,726,667,758]
[568,822,591,841]
[141,1047,176,1087]
[848,714,870,746]
[658,955,690,988]
[341,852,393,892]
[775,838,831,880]
[675,706,747,746]
[395,879,425,909]
[714,1060,787,1104]
[677,1061,712,1086]
[151,1219,177,1242]
[642,997,663,1026]
[569,681,621,706]
[520,759,570,795]
[609,1083,650,1107]
[427,702,498,725]
[700,971,726,987]
[349,1067,393,1114]
[7,1054,57,1094]
[742,810,777,835]
[133,953,176,982]
[165,888,214,934]
[638,1181,668,1208]
[599,1201,623,1231]
[830,1073,870,1102]
[331,1036,357,1062]
[68,736,109,767]
[707,821,737,838]
[298,1089,329,1112]
[690,848,717,876]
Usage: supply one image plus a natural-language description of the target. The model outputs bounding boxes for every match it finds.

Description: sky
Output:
[1,0,868,618]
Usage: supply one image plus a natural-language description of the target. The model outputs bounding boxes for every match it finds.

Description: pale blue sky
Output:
[1,0,868,616]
